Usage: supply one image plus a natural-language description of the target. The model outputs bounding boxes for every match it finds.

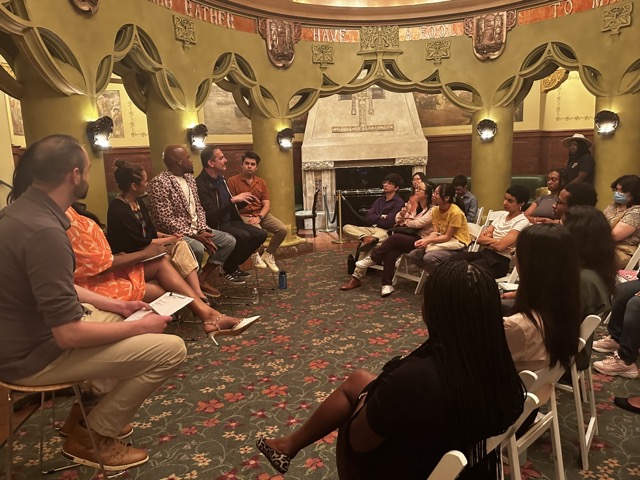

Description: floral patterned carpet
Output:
[3,251,639,480]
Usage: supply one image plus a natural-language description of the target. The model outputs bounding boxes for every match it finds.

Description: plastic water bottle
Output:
[278,271,288,289]
[252,287,259,305]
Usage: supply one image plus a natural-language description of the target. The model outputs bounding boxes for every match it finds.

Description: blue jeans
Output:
[608,280,640,364]
[185,231,235,268]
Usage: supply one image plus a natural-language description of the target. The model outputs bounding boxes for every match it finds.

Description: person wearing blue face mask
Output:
[603,174,640,269]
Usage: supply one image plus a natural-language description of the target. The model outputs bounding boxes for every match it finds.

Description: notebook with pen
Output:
[124,292,194,321]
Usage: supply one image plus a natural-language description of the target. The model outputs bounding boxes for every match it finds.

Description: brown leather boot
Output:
[60,403,133,440]
[62,423,148,471]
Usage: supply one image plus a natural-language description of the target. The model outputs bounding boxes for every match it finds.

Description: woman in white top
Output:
[453,185,530,278]
[356,181,434,297]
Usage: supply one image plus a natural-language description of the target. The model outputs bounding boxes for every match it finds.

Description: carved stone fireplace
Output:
[300,86,427,228]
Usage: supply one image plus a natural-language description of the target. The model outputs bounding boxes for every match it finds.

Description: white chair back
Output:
[475,206,484,224]
[426,450,467,480]
[624,244,640,270]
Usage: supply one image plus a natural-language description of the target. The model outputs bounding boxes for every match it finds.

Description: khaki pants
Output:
[342,225,389,243]
[16,305,187,438]
[241,213,288,253]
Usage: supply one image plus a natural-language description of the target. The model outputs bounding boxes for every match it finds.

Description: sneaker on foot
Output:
[381,285,394,297]
[252,252,267,269]
[593,335,620,353]
[356,256,376,269]
[233,269,251,278]
[224,273,246,285]
[593,353,639,379]
[62,424,148,471]
[262,251,280,273]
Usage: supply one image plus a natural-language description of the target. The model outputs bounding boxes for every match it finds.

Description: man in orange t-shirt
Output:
[227,151,287,272]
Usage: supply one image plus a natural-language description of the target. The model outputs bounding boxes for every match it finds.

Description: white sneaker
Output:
[356,256,376,269]
[381,285,394,297]
[252,252,267,269]
[262,251,279,273]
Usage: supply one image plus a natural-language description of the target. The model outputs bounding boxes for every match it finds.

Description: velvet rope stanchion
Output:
[319,186,336,233]
[331,190,349,244]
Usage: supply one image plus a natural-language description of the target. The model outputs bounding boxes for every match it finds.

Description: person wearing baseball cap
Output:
[562,133,594,185]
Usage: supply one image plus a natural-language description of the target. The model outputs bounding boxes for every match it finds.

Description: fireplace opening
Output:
[335,165,414,191]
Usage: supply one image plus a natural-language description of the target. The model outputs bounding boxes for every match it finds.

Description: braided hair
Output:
[424,260,525,477]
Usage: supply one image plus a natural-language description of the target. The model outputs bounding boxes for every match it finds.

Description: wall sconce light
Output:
[86,116,114,151]
[276,128,294,150]
[187,124,208,150]
[477,119,498,141]
[595,110,619,135]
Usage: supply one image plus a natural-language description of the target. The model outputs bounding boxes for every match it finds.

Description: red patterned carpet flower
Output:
[304,376,318,383]
[290,353,301,360]
[251,408,268,418]
[223,392,246,403]
[210,359,224,366]
[275,401,288,409]
[316,430,337,445]
[384,332,401,339]
[309,359,329,370]
[195,399,224,413]
[182,426,198,435]
[305,457,325,470]
[242,339,258,346]
[272,334,291,343]
[297,401,311,410]
[412,327,428,336]
[257,473,285,480]
[60,471,79,480]
[193,364,206,371]
[307,319,323,326]
[262,384,288,397]
[203,418,220,427]
[225,419,242,430]
[221,344,241,353]
[368,337,389,345]
[242,455,262,469]
[244,384,256,391]
[285,415,301,426]
[158,433,176,444]
[215,468,239,480]
[259,376,272,383]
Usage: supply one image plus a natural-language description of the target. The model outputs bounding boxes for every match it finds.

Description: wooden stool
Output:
[0,380,107,479]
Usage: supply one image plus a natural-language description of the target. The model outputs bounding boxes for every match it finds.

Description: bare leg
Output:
[143,257,237,330]
[265,369,377,458]
[184,269,205,298]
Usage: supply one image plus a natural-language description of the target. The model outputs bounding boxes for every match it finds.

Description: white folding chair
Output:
[467,223,483,253]
[624,244,640,270]
[505,363,566,480]
[426,450,467,480]
[555,314,601,471]
[392,254,427,295]
[475,206,485,224]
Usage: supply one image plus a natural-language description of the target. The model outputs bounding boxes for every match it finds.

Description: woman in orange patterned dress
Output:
[64,205,259,343]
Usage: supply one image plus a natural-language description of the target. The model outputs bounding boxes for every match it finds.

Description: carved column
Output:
[594,94,640,209]
[470,105,514,213]
[13,55,109,220]
[250,111,305,246]
[145,83,200,175]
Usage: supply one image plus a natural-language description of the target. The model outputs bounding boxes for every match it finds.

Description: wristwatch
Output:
[258,214,264,220]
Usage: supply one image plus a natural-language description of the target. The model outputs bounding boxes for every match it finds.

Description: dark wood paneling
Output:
[103,147,153,193]
[426,129,593,176]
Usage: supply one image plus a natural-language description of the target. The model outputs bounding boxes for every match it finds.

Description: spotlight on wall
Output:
[87,116,114,151]
[477,119,498,141]
[277,127,294,150]
[187,124,208,150]
[595,110,619,135]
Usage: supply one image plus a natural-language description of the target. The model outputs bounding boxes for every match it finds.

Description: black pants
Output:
[219,220,268,274]
[451,249,511,278]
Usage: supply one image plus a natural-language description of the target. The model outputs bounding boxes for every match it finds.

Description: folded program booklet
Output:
[498,282,519,292]
[124,292,193,321]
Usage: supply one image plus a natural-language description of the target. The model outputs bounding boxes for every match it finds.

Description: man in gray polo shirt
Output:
[0,135,187,472]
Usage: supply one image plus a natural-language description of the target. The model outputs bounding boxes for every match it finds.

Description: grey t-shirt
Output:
[0,187,85,382]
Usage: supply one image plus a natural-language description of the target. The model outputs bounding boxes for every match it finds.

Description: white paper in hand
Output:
[124,292,194,321]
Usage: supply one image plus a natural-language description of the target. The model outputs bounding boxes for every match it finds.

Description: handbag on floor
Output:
[347,254,356,275]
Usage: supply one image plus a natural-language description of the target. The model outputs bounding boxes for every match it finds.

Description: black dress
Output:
[107,198,158,254]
